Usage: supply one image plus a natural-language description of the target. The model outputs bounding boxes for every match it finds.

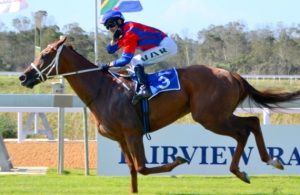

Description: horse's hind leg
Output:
[198,115,260,183]
[204,115,283,183]
[222,115,253,183]
[124,133,189,176]
[242,116,284,170]
[229,115,283,170]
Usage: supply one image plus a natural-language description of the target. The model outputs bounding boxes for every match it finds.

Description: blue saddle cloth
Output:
[132,68,181,99]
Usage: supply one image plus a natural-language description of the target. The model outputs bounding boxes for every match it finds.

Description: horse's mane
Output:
[65,42,74,50]
[65,42,97,67]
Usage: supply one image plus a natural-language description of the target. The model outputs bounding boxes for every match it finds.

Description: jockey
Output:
[100,10,178,104]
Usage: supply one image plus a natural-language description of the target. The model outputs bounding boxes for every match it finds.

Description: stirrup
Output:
[136,90,151,99]
[132,94,151,105]
[132,96,140,105]
[132,89,151,105]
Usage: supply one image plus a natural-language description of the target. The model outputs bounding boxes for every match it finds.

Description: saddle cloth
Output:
[132,68,181,99]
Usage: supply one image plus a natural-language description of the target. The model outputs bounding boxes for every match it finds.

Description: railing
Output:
[242,75,300,80]
[1,107,300,129]
[0,94,87,174]
[1,72,300,80]
[1,94,300,138]
[234,108,300,124]
[0,72,22,77]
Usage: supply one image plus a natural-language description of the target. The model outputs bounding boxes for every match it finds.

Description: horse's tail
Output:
[232,72,300,109]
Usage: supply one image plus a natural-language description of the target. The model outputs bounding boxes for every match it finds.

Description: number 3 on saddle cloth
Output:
[131,67,181,100]
[130,67,181,139]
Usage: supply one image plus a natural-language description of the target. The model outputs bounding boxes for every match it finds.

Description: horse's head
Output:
[19,36,67,88]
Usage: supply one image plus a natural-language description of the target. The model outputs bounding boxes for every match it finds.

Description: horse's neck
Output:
[62,50,105,106]
[67,73,102,104]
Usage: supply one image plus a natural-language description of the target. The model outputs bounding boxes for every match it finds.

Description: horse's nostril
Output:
[19,74,26,82]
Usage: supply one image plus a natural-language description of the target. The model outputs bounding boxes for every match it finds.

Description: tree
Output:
[12,16,31,32]
[2,13,300,76]
[97,31,120,65]
[63,23,94,62]
[273,24,300,74]
[41,25,62,48]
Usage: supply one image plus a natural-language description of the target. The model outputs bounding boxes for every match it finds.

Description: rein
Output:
[30,43,130,106]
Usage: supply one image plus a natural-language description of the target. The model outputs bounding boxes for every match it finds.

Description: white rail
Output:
[2,72,300,80]
[1,96,300,125]
[0,94,87,174]
[242,75,300,80]
[1,107,300,126]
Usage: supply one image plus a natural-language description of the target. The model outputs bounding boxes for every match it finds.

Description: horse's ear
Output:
[58,36,67,45]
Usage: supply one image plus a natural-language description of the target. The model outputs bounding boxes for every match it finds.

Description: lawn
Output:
[0,168,300,194]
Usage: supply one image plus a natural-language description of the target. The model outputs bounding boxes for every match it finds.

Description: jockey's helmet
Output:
[100,10,125,26]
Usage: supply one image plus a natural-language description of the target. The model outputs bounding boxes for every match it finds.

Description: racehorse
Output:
[19,37,300,193]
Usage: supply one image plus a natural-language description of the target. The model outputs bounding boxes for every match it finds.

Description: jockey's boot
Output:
[132,64,151,105]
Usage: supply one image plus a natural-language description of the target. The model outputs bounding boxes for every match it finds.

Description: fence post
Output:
[263,108,270,124]
[0,134,13,171]
[55,80,65,175]
[83,107,89,176]
[17,112,23,143]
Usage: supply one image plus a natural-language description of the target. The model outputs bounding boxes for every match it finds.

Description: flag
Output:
[0,0,28,15]
[100,0,119,14]
[113,0,143,12]
[100,0,142,15]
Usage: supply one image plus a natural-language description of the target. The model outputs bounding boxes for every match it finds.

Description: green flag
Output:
[100,0,119,14]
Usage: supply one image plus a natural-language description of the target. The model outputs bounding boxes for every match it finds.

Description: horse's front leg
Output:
[118,141,138,194]
[125,134,189,176]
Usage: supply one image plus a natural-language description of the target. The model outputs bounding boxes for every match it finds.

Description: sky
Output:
[1,0,300,39]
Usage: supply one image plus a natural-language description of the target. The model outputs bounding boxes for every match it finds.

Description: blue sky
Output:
[1,0,300,38]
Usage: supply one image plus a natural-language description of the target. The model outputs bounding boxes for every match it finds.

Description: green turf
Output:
[0,168,299,194]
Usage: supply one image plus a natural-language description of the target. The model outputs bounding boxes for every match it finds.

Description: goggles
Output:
[105,20,117,30]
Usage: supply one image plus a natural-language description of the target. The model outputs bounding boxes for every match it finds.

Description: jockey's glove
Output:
[113,28,123,41]
[101,63,110,70]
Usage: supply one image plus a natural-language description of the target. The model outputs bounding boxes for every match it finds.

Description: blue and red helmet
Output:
[100,10,125,25]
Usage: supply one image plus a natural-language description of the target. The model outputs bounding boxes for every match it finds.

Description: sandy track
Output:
[4,140,97,168]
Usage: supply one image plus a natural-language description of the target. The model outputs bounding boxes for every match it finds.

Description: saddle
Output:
[109,66,181,140]
[109,66,181,99]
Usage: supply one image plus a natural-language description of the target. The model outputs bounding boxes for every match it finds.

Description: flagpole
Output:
[94,0,99,65]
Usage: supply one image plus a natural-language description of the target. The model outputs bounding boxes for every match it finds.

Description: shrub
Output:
[0,116,17,138]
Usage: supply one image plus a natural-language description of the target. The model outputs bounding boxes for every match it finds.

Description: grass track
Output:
[0,168,300,194]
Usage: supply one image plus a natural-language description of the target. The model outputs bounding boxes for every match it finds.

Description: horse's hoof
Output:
[242,171,251,184]
[267,158,284,170]
[176,156,189,164]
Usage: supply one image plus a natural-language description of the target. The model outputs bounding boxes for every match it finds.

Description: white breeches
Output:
[131,37,178,67]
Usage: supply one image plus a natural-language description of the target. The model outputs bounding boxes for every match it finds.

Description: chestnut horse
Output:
[19,37,300,193]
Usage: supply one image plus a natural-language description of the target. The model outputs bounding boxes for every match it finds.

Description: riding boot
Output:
[132,65,151,105]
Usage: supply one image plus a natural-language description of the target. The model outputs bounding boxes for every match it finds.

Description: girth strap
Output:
[142,98,151,140]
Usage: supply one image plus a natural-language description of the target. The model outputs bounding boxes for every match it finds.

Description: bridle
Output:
[29,43,131,106]
[30,44,102,82]
[31,43,130,90]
